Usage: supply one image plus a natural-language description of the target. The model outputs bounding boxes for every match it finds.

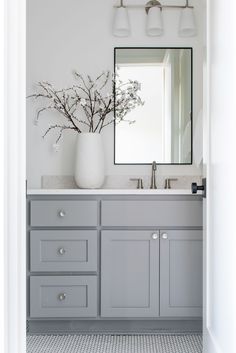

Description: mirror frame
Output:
[114,47,193,165]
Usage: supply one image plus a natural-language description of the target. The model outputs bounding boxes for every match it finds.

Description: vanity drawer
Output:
[30,276,97,318]
[101,200,202,227]
[30,200,97,227]
[30,230,97,272]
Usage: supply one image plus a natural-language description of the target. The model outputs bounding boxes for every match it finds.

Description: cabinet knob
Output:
[58,247,66,255]
[162,233,168,239]
[152,233,159,240]
[58,293,66,301]
[58,210,66,218]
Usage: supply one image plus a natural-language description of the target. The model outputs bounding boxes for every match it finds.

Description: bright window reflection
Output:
[115,64,168,163]
[114,48,192,164]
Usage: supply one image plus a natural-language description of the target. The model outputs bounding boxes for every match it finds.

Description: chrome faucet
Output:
[150,161,157,189]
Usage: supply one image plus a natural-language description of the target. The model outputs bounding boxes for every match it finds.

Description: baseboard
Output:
[204,329,222,353]
[28,319,202,335]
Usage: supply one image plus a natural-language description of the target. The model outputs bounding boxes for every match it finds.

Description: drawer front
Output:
[101,200,202,227]
[30,276,97,318]
[30,230,97,272]
[30,200,97,227]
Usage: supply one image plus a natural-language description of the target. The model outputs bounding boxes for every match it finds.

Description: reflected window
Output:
[114,48,192,164]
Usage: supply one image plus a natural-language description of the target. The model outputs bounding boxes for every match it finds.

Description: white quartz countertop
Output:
[27,188,197,195]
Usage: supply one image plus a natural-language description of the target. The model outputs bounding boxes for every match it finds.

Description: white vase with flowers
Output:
[29,71,144,188]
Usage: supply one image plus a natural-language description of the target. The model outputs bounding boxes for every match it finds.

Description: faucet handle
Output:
[164,178,178,189]
[130,178,144,189]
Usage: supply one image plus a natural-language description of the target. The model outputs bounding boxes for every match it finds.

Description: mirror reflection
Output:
[114,47,192,164]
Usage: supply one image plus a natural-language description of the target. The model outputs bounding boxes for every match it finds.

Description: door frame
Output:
[203,0,236,352]
[3,0,206,351]
[3,0,26,352]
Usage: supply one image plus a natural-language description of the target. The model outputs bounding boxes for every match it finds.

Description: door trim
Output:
[3,0,26,352]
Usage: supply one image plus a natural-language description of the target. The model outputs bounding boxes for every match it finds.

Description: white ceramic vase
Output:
[74,133,105,189]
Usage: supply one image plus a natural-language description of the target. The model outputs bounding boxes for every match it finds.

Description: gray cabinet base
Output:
[27,319,202,335]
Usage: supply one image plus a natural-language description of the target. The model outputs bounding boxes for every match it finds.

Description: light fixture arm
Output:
[145,1,162,14]
[114,1,194,10]
[119,0,124,8]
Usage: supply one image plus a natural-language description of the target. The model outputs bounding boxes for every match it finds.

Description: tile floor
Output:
[27,334,202,353]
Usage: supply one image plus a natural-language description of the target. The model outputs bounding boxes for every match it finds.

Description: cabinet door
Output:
[101,230,159,317]
[160,230,202,317]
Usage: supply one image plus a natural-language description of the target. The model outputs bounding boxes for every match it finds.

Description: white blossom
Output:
[52,143,60,152]
[28,71,145,141]
[80,98,86,106]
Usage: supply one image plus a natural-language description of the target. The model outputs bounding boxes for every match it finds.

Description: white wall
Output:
[27,0,204,188]
[204,0,236,351]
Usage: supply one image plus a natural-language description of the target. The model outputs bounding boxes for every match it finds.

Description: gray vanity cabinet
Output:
[101,230,159,317]
[27,194,203,333]
[160,230,203,317]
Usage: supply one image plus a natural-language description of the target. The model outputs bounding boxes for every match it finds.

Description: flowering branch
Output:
[28,71,144,142]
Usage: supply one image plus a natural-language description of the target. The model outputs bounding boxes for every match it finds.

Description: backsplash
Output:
[41,175,202,190]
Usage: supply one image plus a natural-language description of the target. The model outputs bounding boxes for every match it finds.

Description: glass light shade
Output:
[146,6,163,36]
[113,7,130,37]
[179,7,197,37]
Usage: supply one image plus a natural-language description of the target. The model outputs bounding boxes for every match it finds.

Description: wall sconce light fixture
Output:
[113,0,196,37]
[146,1,163,36]
[179,0,196,37]
[113,0,130,37]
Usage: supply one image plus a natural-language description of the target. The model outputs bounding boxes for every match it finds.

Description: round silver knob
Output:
[58,210,66,218]
[58,247,66,255]
[162,233,168,239]
[152,233,159,240]
[58,293,66,301]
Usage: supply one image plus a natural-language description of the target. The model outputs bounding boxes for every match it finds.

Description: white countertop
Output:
[27,188,197,195]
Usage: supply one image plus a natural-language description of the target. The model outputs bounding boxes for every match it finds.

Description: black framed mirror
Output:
[114,47,193,165]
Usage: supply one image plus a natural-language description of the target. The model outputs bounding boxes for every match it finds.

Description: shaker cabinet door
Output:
[160,230,203,317]
[101,230,159,318]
